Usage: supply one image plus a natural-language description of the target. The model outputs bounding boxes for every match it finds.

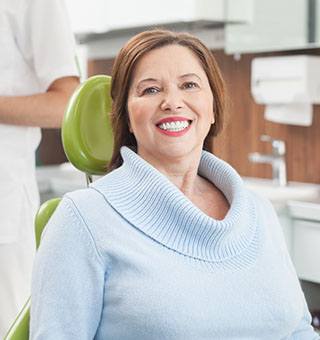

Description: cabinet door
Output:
[66,0,239,35]
[292,219,320,283]
[225,0,309,54]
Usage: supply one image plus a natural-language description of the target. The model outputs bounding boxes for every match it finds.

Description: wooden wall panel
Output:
[88,59,114,77]
[213,49,320,184]
[87,48,320,184]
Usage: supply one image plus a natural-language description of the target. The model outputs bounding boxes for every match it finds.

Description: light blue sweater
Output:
[30,147,319,340]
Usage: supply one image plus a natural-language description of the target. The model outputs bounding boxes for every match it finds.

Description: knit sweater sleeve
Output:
[30,197,106,340]
[290,299,320,339]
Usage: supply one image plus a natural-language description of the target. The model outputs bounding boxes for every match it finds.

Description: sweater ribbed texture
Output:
[92,147,258,269]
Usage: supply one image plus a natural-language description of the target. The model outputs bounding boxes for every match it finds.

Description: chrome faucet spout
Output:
[248,136,287,187]
[248,152,281,164]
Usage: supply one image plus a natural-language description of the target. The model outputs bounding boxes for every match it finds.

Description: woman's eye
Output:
[183,82,198,89]
[142,87,158,95]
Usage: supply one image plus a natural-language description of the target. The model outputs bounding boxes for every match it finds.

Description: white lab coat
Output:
[0,0,79,336]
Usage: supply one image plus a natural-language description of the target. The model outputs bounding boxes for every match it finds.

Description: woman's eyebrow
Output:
[136,78,159,89]
[179,73,202,81]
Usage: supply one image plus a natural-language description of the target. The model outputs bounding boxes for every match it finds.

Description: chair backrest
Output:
[4,75,113,340]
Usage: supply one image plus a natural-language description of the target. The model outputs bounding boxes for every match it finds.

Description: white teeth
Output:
[158,120,190,132]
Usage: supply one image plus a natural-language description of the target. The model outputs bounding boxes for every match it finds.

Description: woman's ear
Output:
[211,112,215,125]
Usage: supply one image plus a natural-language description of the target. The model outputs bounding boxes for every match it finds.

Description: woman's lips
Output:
[156,116,190,124]
[155,117,192,137]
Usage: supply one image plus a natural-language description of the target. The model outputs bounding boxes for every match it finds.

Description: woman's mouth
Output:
[155,118,192,136]
[157,120,191,132]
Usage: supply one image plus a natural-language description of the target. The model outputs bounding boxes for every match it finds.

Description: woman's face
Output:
[127,44,214,166]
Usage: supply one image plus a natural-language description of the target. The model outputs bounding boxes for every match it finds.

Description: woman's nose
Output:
[160,89,183,112]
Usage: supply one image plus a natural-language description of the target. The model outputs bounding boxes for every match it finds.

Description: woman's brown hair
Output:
[108,28,228,172]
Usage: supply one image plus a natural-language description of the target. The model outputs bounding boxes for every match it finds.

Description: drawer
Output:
[292,219,320,283]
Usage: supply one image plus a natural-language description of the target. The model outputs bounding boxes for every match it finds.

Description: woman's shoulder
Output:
[64,183,113,219]
[40,185,117,262]
[246,190,288,246]
[246,190,275,214]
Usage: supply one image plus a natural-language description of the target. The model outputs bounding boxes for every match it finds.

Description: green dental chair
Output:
[3,75,113,340]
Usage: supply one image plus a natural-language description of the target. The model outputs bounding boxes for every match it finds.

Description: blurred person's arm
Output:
[0,76,79,128]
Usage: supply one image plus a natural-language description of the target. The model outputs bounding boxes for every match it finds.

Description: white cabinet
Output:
[292,219,320,284]
[225,0,311,54]
[65,0,254,59]
[226,0,253,23]
[66,0,251,35]
[287,199,320,283]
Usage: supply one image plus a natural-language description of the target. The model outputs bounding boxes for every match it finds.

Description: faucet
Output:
[248,135,287,186]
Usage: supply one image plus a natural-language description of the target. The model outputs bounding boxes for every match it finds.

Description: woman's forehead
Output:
[131,45,206,82]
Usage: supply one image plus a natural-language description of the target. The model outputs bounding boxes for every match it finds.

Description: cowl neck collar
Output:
[91,147,257,263]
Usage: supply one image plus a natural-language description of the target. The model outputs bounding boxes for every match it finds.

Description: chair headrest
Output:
[62,75,114,176]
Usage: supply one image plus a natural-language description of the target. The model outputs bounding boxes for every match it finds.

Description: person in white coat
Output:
[0,0,80,337]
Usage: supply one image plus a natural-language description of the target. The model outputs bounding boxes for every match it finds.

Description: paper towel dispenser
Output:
[251,55,320,126]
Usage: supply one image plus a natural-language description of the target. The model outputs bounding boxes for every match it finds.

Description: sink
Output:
[242,177,320,205]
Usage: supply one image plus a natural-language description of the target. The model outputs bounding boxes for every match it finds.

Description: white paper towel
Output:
[264,103,313,126]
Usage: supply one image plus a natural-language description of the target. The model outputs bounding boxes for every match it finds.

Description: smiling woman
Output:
[109,29,227,173]
[126,45,215,171]
[30,29,320,340]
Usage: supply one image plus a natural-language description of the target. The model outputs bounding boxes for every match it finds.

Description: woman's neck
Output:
[136,149,230,220]
[138,151,202,199]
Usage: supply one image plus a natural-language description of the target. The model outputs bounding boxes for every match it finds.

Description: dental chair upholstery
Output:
[62,75,113,182]
[4,75,113,340]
